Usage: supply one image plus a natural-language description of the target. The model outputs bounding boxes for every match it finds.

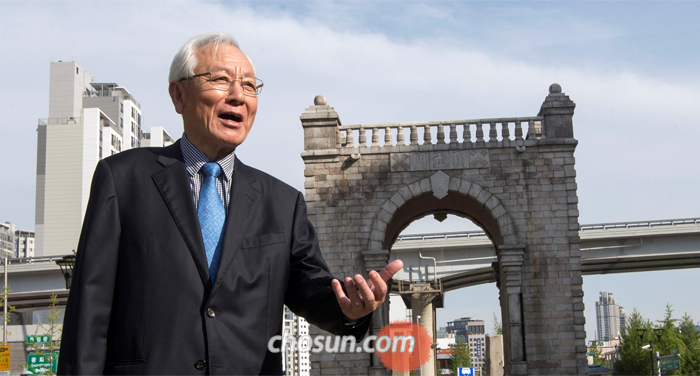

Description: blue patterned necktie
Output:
[198,162,225,282]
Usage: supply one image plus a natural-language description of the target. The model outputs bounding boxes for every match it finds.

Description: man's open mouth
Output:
[219,113,243,123]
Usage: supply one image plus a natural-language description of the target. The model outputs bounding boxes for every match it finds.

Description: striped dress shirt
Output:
[180,135,235,212]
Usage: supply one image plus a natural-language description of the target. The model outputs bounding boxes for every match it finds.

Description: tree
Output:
[0,285,14,344]
[492,312,502,335]
[679,313,700,376]
[23,294,62,375]
[614,309,653,375]
[589,341,604,366]
[654,304,685,376]
[450,340,472,375]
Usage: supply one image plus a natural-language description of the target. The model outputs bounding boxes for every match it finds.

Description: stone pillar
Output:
[538,83,576,139]
[497,245,527,376]
[486,335,505,376]
[363,249,392,376]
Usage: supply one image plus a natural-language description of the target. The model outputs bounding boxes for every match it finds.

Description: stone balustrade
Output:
[336,117,542,149]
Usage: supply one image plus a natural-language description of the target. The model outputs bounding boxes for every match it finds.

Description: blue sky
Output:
[0,0,698,342]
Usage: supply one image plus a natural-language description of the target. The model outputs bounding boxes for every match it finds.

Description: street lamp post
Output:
[55,255,76,289]
[637,328,664,376]
[2,249,13,344]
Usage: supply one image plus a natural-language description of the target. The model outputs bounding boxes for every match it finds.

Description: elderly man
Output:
[58,32,402,375]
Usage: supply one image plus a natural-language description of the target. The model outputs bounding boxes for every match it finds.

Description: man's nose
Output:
[225,80,245,103]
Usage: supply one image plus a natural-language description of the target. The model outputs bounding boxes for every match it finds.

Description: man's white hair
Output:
[168,32,257,83]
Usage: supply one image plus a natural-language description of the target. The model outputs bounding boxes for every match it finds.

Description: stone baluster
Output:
[502,122,510,141]
[515,121,523,140]
[527,120,537,140]
[423,124,432,144]
[463,123,471,143]
[437,123,445,144]
[397,125,405,145]
[346,127,354,147]
[359,126,367,146]
[371,127,379,146]
[336,127,342,148]
[410,125,418,145]
[449,123,458,144]
[384,126,392,146]
[489,122,498,142]
[476,122,484,142]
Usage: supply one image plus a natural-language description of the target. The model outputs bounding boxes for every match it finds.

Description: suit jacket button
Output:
[194,360,206,370]
[206,308,216,318]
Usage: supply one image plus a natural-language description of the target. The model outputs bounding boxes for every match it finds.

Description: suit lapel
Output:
[210,157,262,294]
[152,141,211,288]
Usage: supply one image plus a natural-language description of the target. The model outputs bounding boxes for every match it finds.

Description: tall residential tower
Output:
[595,292,628,341]
[35,61,171,257]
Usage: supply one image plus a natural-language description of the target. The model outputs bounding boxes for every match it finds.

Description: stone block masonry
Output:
[301,86,586,376]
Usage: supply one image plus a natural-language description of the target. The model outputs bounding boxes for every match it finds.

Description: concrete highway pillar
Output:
[411,290,438,376]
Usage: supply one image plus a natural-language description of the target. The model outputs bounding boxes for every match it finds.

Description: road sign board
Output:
[458,367,475,375]
[0,345,10,373]
[27,352,59,374]
[661,356,680,372]
[26,335,51,344]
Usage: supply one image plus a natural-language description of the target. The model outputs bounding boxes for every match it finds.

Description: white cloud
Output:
[1,0,699,345]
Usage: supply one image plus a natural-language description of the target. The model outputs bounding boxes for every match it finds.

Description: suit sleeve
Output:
[284,192,371,339]
[58,160,120,375]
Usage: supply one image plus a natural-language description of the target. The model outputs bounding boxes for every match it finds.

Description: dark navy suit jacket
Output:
[58,140,370,375]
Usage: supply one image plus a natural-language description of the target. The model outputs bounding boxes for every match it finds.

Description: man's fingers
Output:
[344,277,363,308]
[368,270,387,302]
[332,279,351,310]
[353,275,376,307]
[378,259,403,282]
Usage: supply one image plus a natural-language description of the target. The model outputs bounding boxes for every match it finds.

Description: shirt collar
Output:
[180,133,235,182]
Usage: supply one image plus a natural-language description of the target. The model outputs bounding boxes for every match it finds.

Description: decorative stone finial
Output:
[314,95,327,105]
[549,83,562,94]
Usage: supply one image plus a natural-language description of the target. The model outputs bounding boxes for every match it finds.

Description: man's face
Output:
[170,44,258,160]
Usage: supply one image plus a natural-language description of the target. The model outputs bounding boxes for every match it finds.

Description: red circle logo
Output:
[375,320,433,372]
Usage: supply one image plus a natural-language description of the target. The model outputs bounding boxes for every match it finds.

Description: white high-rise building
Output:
[141,127,175,147]
[282,306,310,376]
[35,60,172,257]
[619,306,629,335]
[445,317,486,371]
[0,222,15,257]
[14,230,35,258]
[596,292,622,341]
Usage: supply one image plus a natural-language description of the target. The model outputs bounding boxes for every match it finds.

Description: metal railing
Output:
[395,217,700,243]
[6,255,72,266]
[580,218,700,231]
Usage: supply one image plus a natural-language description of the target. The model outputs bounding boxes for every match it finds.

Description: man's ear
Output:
[168,81,186,114]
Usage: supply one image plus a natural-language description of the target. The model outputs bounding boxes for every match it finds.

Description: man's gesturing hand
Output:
[331,259,403,321]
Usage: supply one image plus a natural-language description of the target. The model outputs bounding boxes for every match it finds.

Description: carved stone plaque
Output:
[430,171,450,199]
[391,151,489,172]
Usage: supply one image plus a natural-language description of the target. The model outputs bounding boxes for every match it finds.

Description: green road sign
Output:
[25,335,51,344]
[26,352,58,375]
[661,356,680,372]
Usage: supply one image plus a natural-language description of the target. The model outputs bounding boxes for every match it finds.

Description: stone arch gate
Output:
[300,84,587,375]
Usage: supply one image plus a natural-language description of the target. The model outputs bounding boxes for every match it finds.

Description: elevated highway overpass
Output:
[390,217,700,292]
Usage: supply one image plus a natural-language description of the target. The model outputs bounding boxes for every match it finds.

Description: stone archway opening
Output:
[382,190,505,251]
[384,190,507,375]
[389,213,504,375]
